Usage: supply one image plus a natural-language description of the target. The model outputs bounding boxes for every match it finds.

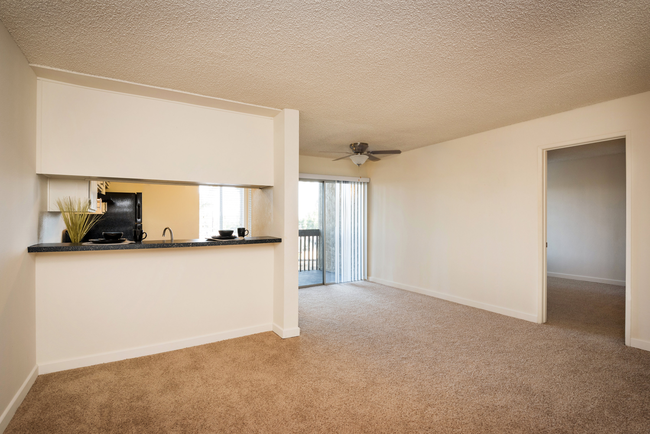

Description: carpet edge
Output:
[272,324,301,339]
[547,272,625,286]
[630,338,650,352]
[37,323,273,374]
[368,277,538,323]
[0,365,38,434]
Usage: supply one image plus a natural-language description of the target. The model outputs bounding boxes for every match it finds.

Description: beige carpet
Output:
[7,278,650,433]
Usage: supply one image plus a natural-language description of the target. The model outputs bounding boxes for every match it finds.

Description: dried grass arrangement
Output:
[56,197,103,243]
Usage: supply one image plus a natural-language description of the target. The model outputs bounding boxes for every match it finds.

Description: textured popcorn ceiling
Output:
[1,1,649,157]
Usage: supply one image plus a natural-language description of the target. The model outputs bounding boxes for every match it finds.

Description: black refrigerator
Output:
[64,192,142,242]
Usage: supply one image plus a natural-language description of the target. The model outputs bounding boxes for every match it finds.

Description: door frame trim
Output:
[537,131,631,346]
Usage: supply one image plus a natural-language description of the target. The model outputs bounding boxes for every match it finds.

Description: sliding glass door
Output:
[299,179,367,287]
[298,181,325,286]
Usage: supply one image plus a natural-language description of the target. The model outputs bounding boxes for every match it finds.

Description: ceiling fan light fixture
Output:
[350,154,369,166]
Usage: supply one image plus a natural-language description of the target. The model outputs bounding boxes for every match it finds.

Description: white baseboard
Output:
[0,365,38,433]
[547,272,625,286]
[38,323,273,375]
[272,324,301,339]
[631,338,650,352]
[368,277,537,323]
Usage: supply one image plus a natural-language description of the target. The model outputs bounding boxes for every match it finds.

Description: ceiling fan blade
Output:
[367,154,381,162]
[320,151,355,153]
[368,150,401,155]
[332,154,353,161]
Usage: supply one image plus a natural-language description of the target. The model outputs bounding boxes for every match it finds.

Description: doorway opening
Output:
[543,137,628,343]
[298,179,367,288]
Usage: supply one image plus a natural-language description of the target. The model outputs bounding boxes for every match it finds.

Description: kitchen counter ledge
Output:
[28,236,282,253]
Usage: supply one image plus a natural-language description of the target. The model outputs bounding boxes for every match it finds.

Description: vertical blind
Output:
[327,181,367,283]
[199,186,245,239]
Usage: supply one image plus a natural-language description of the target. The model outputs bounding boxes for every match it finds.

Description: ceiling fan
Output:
[328,143,402,166]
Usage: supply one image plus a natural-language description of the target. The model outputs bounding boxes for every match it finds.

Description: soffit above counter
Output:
[36,78,276,187]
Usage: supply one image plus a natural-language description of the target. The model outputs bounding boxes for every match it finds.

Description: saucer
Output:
[89,238,127,244]
[208,235,237,240]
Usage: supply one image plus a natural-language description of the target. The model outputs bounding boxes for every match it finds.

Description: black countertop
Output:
[28,236,282,253]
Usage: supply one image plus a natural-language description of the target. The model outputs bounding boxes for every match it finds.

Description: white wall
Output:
[37,79,274,186]
[367,90,650,350]
[35,246,275,373]
[0,22,38,432]
[547,152,626,285]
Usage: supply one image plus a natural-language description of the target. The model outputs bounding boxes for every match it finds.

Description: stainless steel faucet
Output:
[162,227,174,242]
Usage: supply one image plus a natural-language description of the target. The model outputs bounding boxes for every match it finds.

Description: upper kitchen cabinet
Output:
[46,178,99,212]
[36,78,276,187]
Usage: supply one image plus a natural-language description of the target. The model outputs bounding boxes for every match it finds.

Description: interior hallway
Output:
[6,279,649,433]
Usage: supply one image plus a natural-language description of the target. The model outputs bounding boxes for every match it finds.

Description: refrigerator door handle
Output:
[136,193,142,223]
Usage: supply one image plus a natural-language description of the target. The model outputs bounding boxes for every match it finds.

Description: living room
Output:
[2,2,650,432]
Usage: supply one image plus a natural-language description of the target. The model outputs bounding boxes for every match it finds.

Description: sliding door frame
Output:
[298,179,326,288]
[299,174,369,288]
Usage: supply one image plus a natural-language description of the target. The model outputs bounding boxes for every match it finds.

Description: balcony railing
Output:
[299,229,321,271]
